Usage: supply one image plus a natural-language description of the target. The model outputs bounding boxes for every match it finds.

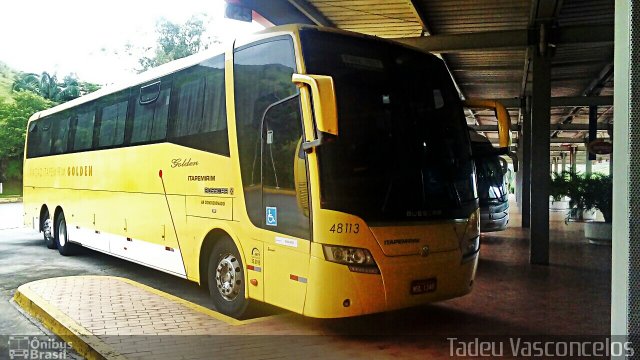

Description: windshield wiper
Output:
[448,182,463,208]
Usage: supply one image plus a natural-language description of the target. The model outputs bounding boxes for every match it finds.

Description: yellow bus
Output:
[23,25,511,318]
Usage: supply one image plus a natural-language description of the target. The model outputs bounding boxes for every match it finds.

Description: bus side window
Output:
[50,114,71,155]
[262,96,310,239]
[27,120,46,158]
[98,93,128,148]
[74,107,96,151]
[131,80,171,144]
[234,37,304,232]
[168,54,229,155]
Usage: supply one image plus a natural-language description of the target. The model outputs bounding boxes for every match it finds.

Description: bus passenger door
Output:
[261,95,312,313]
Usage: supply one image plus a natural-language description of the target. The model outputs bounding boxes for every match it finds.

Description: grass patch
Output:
[0,180,22,197]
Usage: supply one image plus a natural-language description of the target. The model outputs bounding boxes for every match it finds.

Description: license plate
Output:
[410,278,437,294]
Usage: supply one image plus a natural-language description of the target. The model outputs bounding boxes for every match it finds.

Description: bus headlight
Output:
[461,236,480,259]
[461,210,480,260]
[322,245,380,274]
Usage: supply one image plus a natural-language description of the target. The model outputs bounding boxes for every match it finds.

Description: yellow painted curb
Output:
[13,275,283,359]
[13,284,125,360]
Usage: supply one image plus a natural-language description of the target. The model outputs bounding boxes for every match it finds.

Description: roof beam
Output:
[474,96,613,108]
[286,0,334,27]
[392,25,613,53]
[487,137,589,144]
[232,0,316,26]
[552,63,615,137]
[395,29,529,52]
[471,123,610,132]
[407,0,430,36]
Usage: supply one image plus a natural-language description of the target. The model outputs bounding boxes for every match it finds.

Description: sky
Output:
[0,0,263,85]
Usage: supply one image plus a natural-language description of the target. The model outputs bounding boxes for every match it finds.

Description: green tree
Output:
[12,72,40,93]
[12,72,101,103]
[0,91,55,159]
[0,91,55,182]
[38,72,60,100]
[138,14,219,72]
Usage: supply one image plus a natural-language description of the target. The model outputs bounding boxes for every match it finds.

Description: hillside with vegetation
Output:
[0,62,20,197]
[0,62,101,197]
[0,15,207,197]
[0,61,17,103]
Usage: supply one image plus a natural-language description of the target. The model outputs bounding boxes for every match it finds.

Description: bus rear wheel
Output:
[55,213,76,256]
[207,236,248,318]
[42,209,56,249]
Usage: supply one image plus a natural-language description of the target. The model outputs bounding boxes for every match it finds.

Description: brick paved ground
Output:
[14,206,612,359]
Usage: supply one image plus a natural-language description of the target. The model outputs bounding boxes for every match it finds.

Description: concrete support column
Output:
[516,139,524,207]
[529,31,551,265]
[589,105,598,161]
[521,98,532,228]
[610,154,614,176]
[586,105,597,175]
[570,146,577,175]
[612,0,638,338]
[561,152,567,172]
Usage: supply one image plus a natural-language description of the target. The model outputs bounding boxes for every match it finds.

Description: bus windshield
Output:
[300,29,477,222]
[477,156,508,202]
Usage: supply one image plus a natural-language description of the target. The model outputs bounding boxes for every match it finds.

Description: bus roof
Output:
[28,24,434,122]
[27,24,301,122]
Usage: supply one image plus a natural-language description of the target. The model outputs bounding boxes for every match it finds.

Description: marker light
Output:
[461,210,481,261]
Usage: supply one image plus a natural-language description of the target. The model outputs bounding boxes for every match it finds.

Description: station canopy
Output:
[227,0,614,158]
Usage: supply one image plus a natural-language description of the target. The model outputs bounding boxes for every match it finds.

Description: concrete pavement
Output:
[0,202,24,230]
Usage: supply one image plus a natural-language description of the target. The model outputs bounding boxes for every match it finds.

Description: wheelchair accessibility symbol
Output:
[266,207,278,226]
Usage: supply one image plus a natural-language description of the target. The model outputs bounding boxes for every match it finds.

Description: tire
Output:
[42,209,56,249]
[207,236,249,318]
[55,213,76,256]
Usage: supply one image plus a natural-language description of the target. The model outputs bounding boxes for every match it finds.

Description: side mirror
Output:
[292,74,338,147]
[463,99,512,152]
[294,138,310,217]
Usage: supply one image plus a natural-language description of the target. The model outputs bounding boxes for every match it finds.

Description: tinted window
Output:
[131,81,170,144]
[74,108,95,151]
[300,29,476,222]
[262,96,310,239]
[50,114,70,154]
[234,37,299,228]
[169,54,228,155]
[27,119,52,158]
[476,156,507,202]
[99,98,128,147]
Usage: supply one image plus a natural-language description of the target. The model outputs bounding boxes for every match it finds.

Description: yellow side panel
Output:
[186,196,233,221]
[263,234,310,313]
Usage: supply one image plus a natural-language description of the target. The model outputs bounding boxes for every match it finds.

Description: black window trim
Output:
[126,77,173,146]
[25,52,233,158]
[167,53,230,157]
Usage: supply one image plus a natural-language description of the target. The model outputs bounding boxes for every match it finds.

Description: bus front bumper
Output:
[303,249,478,318]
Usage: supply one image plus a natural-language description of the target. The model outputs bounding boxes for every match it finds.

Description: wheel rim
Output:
[215,254,241,301]
[43,218,53,241]
[58,220,67,247]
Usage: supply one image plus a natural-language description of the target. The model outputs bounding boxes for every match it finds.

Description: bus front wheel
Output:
[207,236,248,318]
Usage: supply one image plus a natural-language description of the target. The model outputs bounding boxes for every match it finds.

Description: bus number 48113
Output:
[329,223,359,234]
